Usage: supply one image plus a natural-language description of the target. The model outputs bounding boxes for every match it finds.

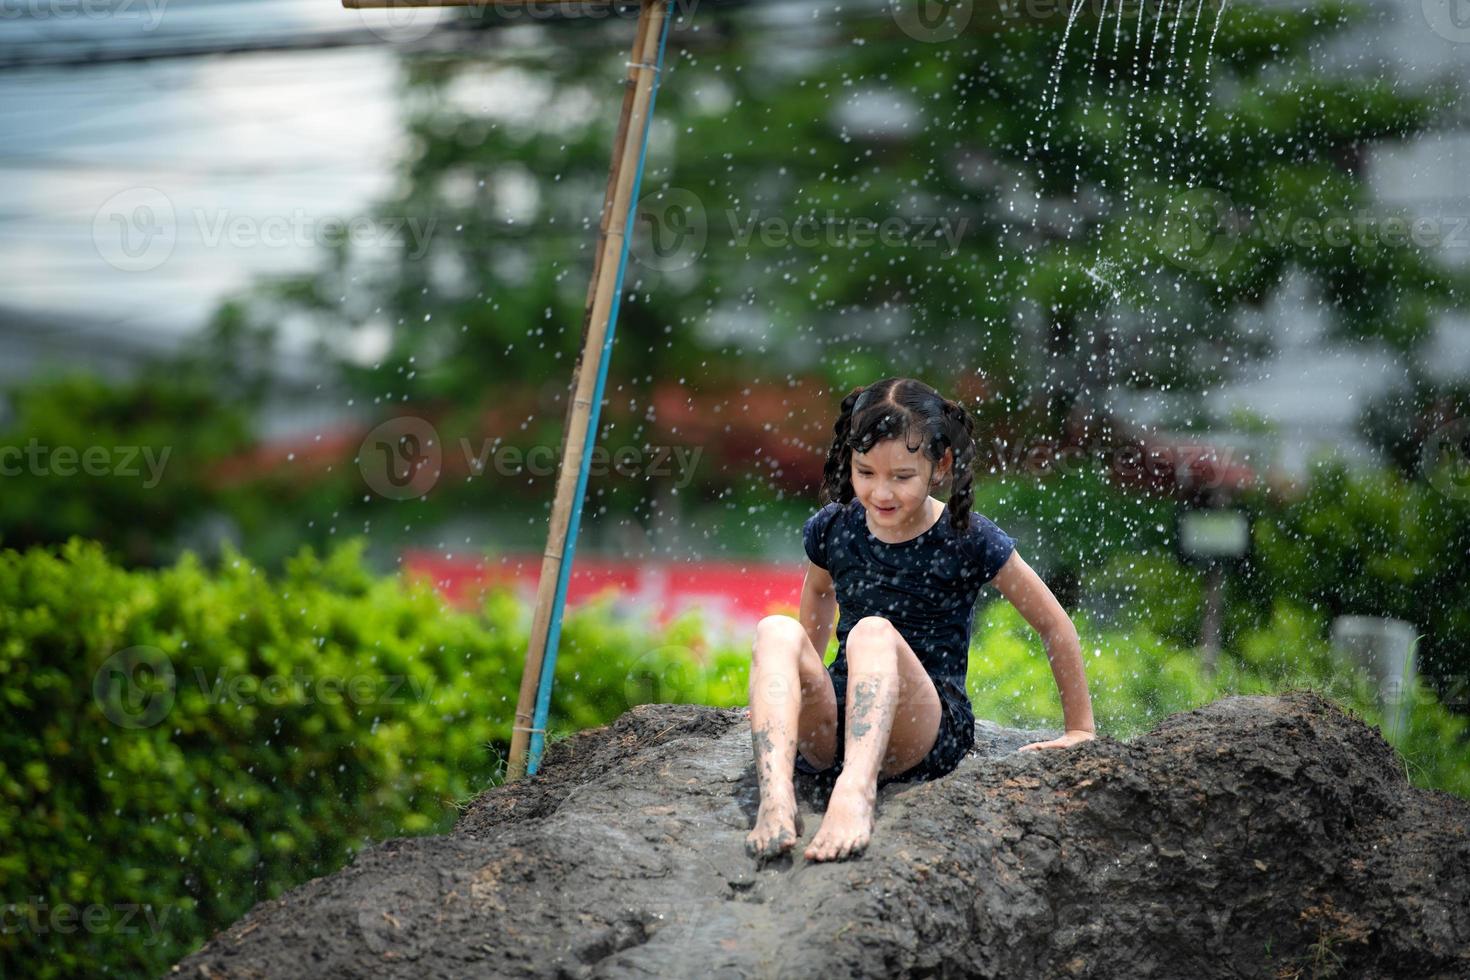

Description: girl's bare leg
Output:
[802,672,895,861]
[745,616,834,859]
[805,617,942,862]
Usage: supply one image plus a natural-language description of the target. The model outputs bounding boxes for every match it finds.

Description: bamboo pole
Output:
[506,0,670,781]
[563,0,644,395]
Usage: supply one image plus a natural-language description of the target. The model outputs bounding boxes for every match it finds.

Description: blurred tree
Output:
[0,370,252,567]
[163,0,1468,586]
[1359,378,1470,478]
[218,0,1463,444]
[0,311,277,566]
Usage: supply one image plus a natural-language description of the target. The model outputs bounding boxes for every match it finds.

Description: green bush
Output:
[0,371,253,567]
[986,457,1470,710]
[1242,457,1470,702]
[0,538,726,979]
[1079,549,1206,650]
[967,598,1217,737]
[964,596,1470,798]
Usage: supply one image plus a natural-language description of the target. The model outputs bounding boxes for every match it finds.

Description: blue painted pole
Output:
[526,0,677,776]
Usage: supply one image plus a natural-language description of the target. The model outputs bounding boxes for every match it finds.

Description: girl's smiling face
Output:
[851,438,951,536]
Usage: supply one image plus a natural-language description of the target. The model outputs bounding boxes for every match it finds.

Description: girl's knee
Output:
[845,620,900,674]
[848,616,897,647]
[751,615,804,660]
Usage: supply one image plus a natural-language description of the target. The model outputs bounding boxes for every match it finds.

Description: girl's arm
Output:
[990,551,1097,750]
[799,561,839,657]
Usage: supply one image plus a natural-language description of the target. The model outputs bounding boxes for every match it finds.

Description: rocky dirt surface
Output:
[171,691,1469,979]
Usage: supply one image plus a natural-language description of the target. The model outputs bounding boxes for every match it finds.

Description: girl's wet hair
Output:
[819,377,979,533]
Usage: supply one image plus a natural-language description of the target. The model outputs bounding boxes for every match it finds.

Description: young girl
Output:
[745,377,1096,863]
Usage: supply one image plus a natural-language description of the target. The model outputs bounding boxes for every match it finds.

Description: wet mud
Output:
[171,691,1469,979]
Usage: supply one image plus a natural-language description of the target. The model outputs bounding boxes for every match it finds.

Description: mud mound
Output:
[171,692,1470,979]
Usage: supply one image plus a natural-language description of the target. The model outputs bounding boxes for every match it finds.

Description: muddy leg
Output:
[744,617,809,859]
[805,626,901,862]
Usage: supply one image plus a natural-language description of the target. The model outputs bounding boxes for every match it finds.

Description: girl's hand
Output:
[1018,730,1095,752]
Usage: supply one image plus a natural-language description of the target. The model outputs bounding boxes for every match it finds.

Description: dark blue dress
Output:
[793,497,1016,784]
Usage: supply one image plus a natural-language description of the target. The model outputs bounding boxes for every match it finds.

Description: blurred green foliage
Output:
[0,371,252,566]
[222,0,1465,437]
[0,538,726,979]
[1241,457,1470,704]
[972,456,1470,707]
[963,597,1469,798]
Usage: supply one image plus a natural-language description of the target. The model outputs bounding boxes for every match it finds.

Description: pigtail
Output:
[941,399,979,534]
[819,386,866,506]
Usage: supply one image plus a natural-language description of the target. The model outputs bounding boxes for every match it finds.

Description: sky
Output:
[0,0,419,357]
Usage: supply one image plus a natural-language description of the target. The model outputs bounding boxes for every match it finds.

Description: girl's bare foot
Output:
[746,790,804,859]
[804,779,876,862]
